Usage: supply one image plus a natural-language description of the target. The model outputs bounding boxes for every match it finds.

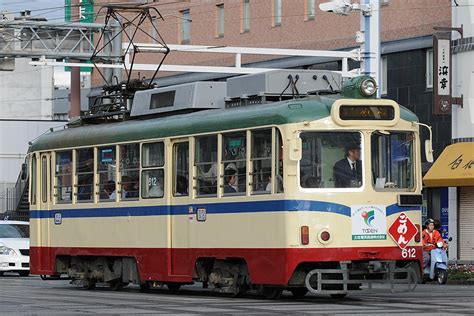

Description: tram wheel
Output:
[330,293,347,299]
[261,286,283,300]
[109,280,125,291]
[139,282,151,292]
[83,279,96,290]
[166,283,182,292]
[290,288,308,299]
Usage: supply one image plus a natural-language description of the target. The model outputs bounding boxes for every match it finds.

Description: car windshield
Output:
[0,224,30,238]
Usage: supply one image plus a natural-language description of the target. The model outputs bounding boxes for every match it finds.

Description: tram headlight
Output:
[359,78,377,96]
[317,229,332,244]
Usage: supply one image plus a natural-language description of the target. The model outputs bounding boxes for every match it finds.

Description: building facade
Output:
[424,0,474,261]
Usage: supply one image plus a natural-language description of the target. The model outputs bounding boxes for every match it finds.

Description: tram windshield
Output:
[300,132,363,189]
[371,131,415,190]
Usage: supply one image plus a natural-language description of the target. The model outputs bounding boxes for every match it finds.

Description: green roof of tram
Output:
[30,96,418,152]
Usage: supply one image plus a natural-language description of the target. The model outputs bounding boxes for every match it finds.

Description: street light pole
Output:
[70,0,81,119]
[361,0,380,97]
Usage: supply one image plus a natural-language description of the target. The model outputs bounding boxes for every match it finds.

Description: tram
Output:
[28,72,425,298]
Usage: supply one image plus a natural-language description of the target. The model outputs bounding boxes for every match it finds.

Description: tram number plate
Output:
[401,247,416,258]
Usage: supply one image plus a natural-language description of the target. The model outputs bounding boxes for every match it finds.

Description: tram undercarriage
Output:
[52,255,420,298]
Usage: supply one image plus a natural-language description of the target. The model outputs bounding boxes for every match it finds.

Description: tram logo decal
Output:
[362,210,375,227]
[351,205,387,240]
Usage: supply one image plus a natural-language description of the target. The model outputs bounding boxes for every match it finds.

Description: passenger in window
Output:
[148,181,163,198]
[304,176,320,188]
[175,175,188,196]
[77,174,93,200]
[333,144,362,188]
[224,169,238,194]
[109,176,138,199]
[100,180,115,199]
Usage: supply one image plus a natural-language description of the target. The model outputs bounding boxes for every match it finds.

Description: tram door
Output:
[38,153,52,272]
[170,139,191,276]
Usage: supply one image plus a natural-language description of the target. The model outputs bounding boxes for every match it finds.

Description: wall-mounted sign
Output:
[433,33,452,115]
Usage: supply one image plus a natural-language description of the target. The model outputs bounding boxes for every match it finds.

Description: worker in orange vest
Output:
[422,218,447,269]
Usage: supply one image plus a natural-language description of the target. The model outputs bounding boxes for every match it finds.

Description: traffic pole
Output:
[70,0,81,119]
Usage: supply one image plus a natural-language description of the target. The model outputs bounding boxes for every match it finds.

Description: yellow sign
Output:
[424,142,474,187]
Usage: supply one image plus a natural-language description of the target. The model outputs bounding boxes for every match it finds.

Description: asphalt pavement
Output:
[0,273,473,315]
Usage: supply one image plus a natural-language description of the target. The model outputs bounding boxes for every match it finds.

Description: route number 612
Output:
[401,247,416,258]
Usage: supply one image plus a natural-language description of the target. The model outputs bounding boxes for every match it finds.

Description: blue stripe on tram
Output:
[29,200,420,219]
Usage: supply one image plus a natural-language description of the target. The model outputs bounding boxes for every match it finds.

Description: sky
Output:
[0,0,65,20]
[1,0,72,87]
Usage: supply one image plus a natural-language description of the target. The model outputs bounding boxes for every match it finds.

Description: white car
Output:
[0,221,30,276]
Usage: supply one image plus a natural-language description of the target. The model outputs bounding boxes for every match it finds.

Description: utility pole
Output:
[70,0,81,119]
[320,0,381,96]
[361,0,380,97]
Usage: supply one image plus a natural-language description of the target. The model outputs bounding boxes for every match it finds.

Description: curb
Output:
[447,279,474,285]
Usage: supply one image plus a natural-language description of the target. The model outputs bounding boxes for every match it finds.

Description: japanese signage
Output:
[351,205,387,240]
[433,33,452,115]
[388,212,418,249]
[65,0,94,72]
[65,0,94,23]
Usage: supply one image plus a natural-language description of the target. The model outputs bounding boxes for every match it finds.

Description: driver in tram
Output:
[333,143,362,188]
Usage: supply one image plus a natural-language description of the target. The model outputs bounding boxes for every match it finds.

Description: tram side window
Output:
[251,129,272,194]
[41,156,47,203]
[55,151,72,203]
[275,130,284,193]
[222,132,246,195]
[141,142,165,199]
[173,142,189,196]
[371,131,414,190]
[31,155,37,205]
[300,132,362,189]
[76,148,94,202]
[195,135,218,197]
[119,143,140,200]
[97,147,115,201]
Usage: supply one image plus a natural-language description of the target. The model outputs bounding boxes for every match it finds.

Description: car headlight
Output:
[0,246,17,256]
[360,78,377,96]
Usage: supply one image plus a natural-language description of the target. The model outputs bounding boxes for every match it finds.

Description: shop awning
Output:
[424,142,474,187]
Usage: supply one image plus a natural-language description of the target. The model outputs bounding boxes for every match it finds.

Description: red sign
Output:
[388,213,418,249]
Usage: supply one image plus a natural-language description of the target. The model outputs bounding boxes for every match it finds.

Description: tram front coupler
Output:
[304,261,418,295]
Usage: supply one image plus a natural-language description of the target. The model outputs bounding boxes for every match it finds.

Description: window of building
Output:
[55,151,72,203]
[195,135,218,197]
[30,154,37,205]
[76,148,94,202]
[41,156,47,203]
[426,49,433,89]
[274,0,282,26]
[173,142,189,196]
[306,0,315,20]
[180,9,190,44]
[142,142,165,199]
[222,132,246,195]
[371,132,414,190]
[119,144,140,200]
[242,0,250,32]
[96,146,115,202]
[217,4,225,37]
[251,129,272,194]
[300,132,363,189]
[381,55,388,95]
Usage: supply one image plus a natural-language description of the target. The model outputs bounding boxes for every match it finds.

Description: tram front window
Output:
[300,132,363,189]
[371,131,414,190]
